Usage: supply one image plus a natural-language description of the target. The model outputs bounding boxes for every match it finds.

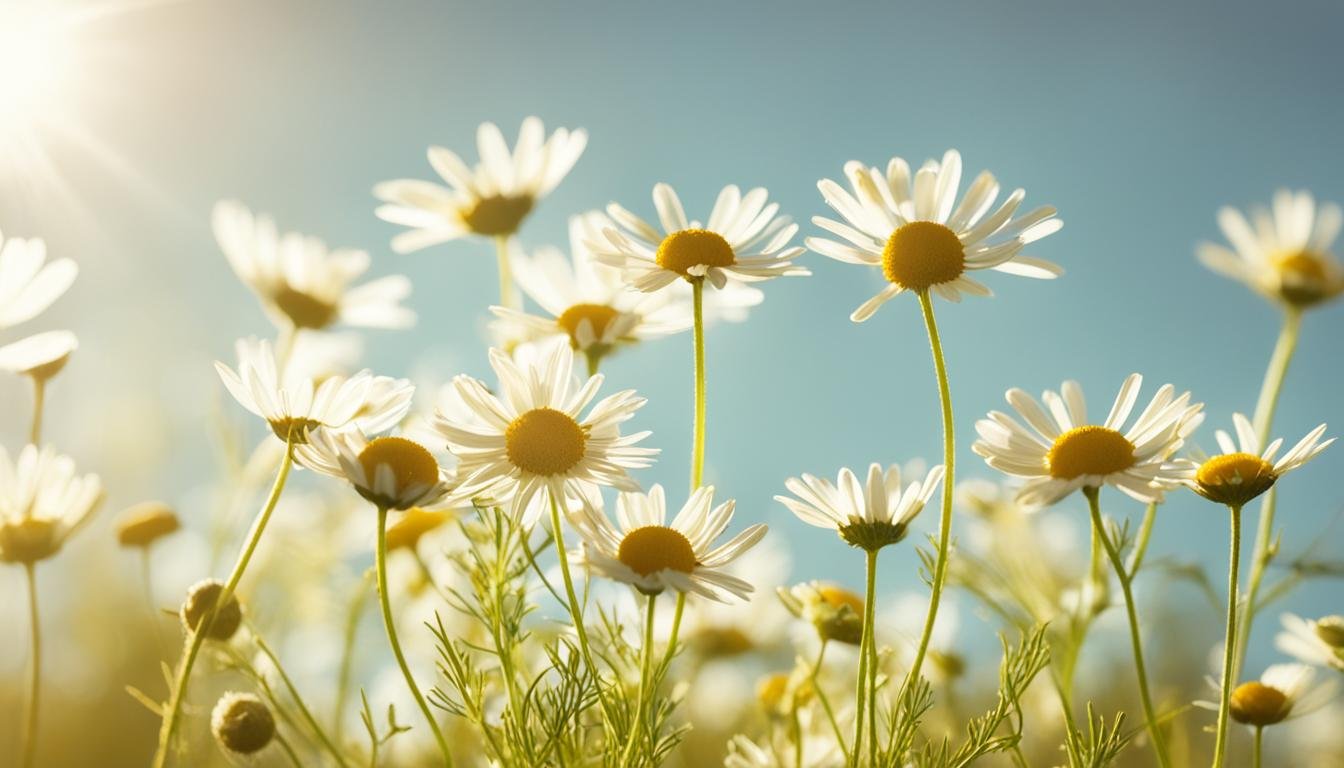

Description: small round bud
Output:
[211,692,275,754]
[180,578,243,641]
[1229,681,1290,726]
[116,502,180,548]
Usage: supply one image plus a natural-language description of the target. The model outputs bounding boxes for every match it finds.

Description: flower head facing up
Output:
[213,201,414,332]
[1174,413,1332,507]
[115,501,180,549]
[1198,189,1344,308]
[297,429,452,512]
[973,374,1203,509]
[211,692,275,755]
[806,149,1062,321]
[778,581,865,645]
[1277,613,1344,672]
[436,341,656,528]
[374,117,587,250]
[574,484,766,601]
[0,444,103,565]
[588,183,809,293]
[776,462,944,552]
[215,337,413,444]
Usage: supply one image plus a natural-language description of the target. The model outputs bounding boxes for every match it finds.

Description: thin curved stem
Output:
[852,582,870,767]
[1085,487,1172,768]
[1212,505,1243,768]
[1127,502,1159,578]
[20,564,40,768]
[547,495,613,725]
[864,550,879,767]
[495,235,520,310]
[29,377,44,445]
[690,279,707,490]
[810,641,851,765]
[656,592,686,676]
[152,436,295,768]
[333,571,371,743]
[252,627,350,768]
[275,732,304,768]
[375,505,453,767]
[622,595,658,763]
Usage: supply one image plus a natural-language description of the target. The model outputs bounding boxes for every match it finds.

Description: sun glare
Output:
[0,6,75,128]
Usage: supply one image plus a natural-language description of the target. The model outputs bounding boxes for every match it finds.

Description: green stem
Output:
[1127,502,1159,578]
[495,235,520,310]
[29,377,44,445]
[585,351,602,378]
[333,571,370,743]
[690,279,707,490]
[20,564,40,768]
[864,550,879,767]
[852,582,870,767]
[811,641,851,765]
[375,505,453,767]
[276,732,304,767]
[656,592,686,676]
[1252,726,1263,768]
[622,594,658,763]
[1085,487,1172,768]
[152,436,295,768]
[547,495,611,724]
[252,627,350,767]
[1212,505,1243,768]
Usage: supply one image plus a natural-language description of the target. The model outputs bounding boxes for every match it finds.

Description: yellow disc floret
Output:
[461,194,534,236]
[816,584,865,620]
[505,407,587,476]
[556,303,621,348]
[882,221,966,291]
[1047,426,1137,480]
[359,437,440,494]
[385,507,452,551]
[271,286,339,329]
[617,525,698,577]
[1194,452,1277,506]
[1270,249,1343,307]
[655,229,736,278]
[1229,681,1290,726]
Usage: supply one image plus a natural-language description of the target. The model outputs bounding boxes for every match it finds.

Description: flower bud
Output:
[180,578,243,641]
[211,692,275,754]
[115,502,180,548]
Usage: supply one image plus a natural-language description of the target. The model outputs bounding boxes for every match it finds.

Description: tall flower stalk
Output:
[20,563,40,768]
[1211,503,1243,768]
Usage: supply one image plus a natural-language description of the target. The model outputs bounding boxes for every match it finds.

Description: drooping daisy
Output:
[1173,413,1332,507]
[373,117,587,250]
[297,428,452,512]
[0,231,76,331]
[489,212,690,365]
[572,484,766,601]
[1197,664,1337,728]
[0,444,104,565]
[588,182,809,292]
[213,201,414,332]
[1197,189,1344,308]
[436,341,656,527]
[215,337,414,443]
[972,374,1204,508]
[806,149,1062,321]
[775,462,944,552]
[1277,613,1344,672]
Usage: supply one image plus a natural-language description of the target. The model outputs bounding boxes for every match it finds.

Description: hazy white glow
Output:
[0,6,74,126]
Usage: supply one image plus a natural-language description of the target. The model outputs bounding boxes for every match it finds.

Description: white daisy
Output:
[806,149,1062,321]
[572,484,766,602]
[215,337,414,443]
[588,182,809,292]
[1172,413,1331,507]
[0,329,76,381]
[435,341,656,527]
[972,374,1203,508]
[0,231,76,330]
[1197,664,1337,728]
[213,200,414,332]
[297,428,452,512]
[1198,189,1344,308]
[1277,613,1344,673]
[0,444,104,564]
[489,213,690,362]
[775,462,944,551]
[778,581,866,646]
[373,116,587,250]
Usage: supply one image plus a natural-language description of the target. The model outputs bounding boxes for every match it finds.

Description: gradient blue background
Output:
[2,0,1342,673]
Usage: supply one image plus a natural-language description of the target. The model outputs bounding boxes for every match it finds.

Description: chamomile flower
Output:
[0,445,104,565]
[572,484,766,601]
[436,341,656,527]
[807,149,1062,320]
[775,462,944,552]
[1198,664,1336,728]
[213,201,414,332]
[0,329,76,381]
[374,117,587,249]
[1173,413,1332,507]
[215,337,414,443]
[972,374,1203,508]
[778,581,866,645]
[489,213,689,361]
[1197,190,1344,308]
[589,183,809,292]
[297,429,452,511]
[1277,613,1344,672]
[0,232,76,330]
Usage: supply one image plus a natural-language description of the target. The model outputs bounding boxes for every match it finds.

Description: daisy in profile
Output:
[0,445,104,566]
[0,231,77,332]
[215,337,414,444]
[490,213,690,373]
[1198,189,1344,308]
[436,341,656,528]
[213,201,414,335]
[1277,613,1344,672]
[1173,413,1331,507]
[776,462,944,552]
[807,149,1061,321]
[297,428,452,512]
[972,374,1203,509]
[572,484,765,602]
[1196,664,1337,765]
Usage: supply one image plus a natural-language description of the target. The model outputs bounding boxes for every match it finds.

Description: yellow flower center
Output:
[1194,452,1277,505]
[655,229,736,277]
[881,221,966,291]
[116,502,181,549]
[461,194,534,236]
[756,672,811,713]
[1273,250,1329,282]
[816,585,865,620]
[556,303,621,348]
[271,286,339,329]
[617,525,698,576]
[358,437,440,492]
[690,626,755,657]
[1271,249,1340,306]
[1046,426,1137,480]
[505,407,587,476]
[0,517,61,564]
[385,507,452,551]
[1229,681,1290,726]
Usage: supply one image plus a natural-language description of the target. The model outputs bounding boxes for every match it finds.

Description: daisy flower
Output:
[1198,664,1337,728]
[778,581,866,646]
[373,116,587,249]
[297,428,452,512]
[1173,413,1332,507]
[972,374,1203,508]
[489,213,690,364]
[1197,189,1344,308]
[572,484,766,601]
[775,462,945,552]
[213,201,414,332]
[0,444,104,565]
[0,329,76,382]
[588,182,809,292]
[436,341,656,527]
[1277,613,1344,672]
[215,337,414,443]
[0,231,76,331]
[806,149,1062,321]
